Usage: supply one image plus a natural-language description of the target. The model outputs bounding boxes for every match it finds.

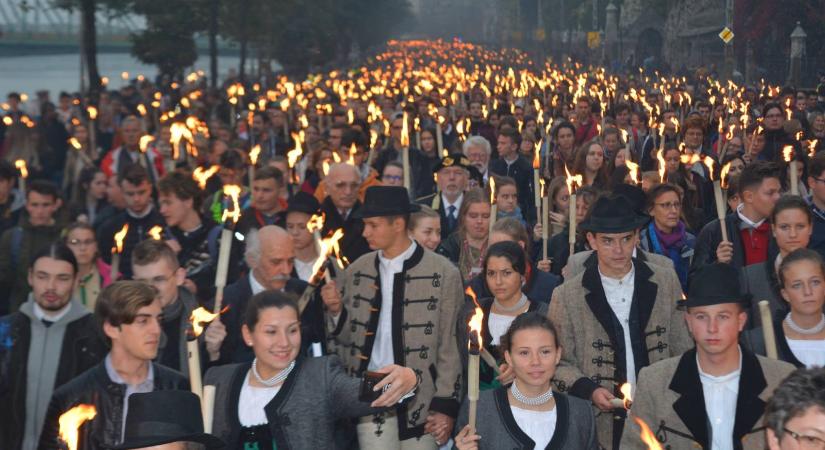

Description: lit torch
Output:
[609,382,633,409]
[633,416,664,450]
[110,224,129,281]
[15,159,27,193]
[401,111,411,192]
[488,176,497,235]
[564,165,583,256]
[213,185,242,313]
[296,228,346,314]
[306,213,332,283]
[656,148,666,183]
[187,307,219,415]
[809,140,819,158]
[783,145,798,195]
[466,292,483,434]
[625,160,640,185]
[58,404,97,450]
[533,146,542,216]
[249,144,261,191]
[148,225,164,240]
[192,165,220,190]
[86,105,98,152]
[703,157,729,243]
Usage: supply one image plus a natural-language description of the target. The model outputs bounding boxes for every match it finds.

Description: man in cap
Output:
[548,194,692,450]
[321,186,463,449]
[621,263,796,450]
[417,152,478,239]
[112,390,224,449]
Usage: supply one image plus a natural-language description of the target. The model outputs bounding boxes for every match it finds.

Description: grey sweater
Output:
[204,355,393,449]
[454,387,599,450]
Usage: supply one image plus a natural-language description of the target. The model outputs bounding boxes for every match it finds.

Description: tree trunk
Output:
[209,0,219,88]
[80,0,101,101]
[238,0,249,82]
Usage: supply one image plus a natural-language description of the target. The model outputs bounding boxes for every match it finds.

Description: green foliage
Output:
[129,0,209,78]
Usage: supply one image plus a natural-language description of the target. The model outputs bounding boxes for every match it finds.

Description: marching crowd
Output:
[1,39,825,450]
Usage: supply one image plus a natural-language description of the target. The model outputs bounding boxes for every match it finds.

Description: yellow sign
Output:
[719,27,734,44]
[587,32,601,49]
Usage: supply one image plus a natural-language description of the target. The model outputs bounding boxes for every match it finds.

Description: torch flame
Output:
[489,176,496,204]
[221,185,242,224]
[139,135,154,153]
[113,224,129,253]
[192,165,220,189]
[311,228,345,278]
[249,144,261,165]
[634,416,664,450]
[148,225,163,240]
[702,156,715,181]
[625,160,640,184]
[783,145,794,163]
[69,137,82,150]
[400,112,410,148]
[810,140,819,158]
[465,286,483,348]
[532,143,541,169]
[563,164,582,194]
[307,213,325,233]
[189,306,219,337]
[620,382,633,409]
[86,106,98,120]
[347,143,358,165]
[15,160,28,178]
[58,404,97,450]
[656,149,666,183]
[720,162,732,189]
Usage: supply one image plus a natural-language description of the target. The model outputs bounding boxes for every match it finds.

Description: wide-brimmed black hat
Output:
[680,263,751,309]
[286,191,321,215]
[111,391,225,449]
[613,184,646,214]
[578,194,650,233]
[352,186,421,218]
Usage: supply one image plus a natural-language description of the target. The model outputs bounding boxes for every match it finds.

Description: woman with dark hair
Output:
[453,312,598,449]
[742,195,813,328]
[742,249,825,368]
[436,188,491,279]
[664,147,706,232]
[458,240,552,393]
[639,183,695,290]
[544,185,599,278]
[204,291,418,449]
[67,166,109,225]
[467,218,561,304]
[549,121,577,178]
[572,141,608,188]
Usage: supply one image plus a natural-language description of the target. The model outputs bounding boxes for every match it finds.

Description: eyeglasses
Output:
[812,176,825,184]
[783,428,825,450]
[68,238,96,247]
[383,175,402,182]
[655,202,682,210]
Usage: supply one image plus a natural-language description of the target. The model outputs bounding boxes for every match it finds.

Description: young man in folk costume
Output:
[622,263,796,450]
[548,194,693,450]
[322,186,464,449]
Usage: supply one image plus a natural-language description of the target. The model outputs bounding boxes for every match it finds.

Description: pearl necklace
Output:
[785,313,825,335]
[510,380,553,406]
[251,359,295,387]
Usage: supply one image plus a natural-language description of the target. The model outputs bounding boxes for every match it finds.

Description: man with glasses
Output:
[622,263,795,450]
[131,239,197,377]
[320,162,371,263]
[418,153,475,239]
[765,367,825,450]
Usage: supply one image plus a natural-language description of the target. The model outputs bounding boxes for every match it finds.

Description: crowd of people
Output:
[1,39,825,450]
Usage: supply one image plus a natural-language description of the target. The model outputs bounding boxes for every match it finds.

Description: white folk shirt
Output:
[369,241,418,371]
[599,264,636,385]
[698,350,742,450]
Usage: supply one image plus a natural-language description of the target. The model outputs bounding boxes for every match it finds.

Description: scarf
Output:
[652,221,687,251]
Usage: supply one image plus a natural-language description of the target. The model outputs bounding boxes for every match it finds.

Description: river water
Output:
[0,52,246,97]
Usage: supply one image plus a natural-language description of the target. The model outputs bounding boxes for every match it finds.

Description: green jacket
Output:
[0,219,62,313]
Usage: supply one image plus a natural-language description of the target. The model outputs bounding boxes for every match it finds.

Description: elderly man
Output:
[320,162,371,263]
[463,136,491,186]
[205,226,324,364]
[417,153,476,239]
[548,194,692,450]
[100,115,165,182]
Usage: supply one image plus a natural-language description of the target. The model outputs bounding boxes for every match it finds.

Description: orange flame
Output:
[620,382,633,409]
[15,159,28,178]
[702,156,715,180]
[563,164,582,195]
[148,225,163,240]
[489,176,496,204]
[656,149,666,183]
[634,416,664,450]
[189,306,219,337]
[620,128,629,144]
[86,106,98,120]
[400,112,410,148]
[626,160,640,184]
[465,286,483,348]
[347,143,359,165]
[720,162,732,189]
[58,404,97,450]
[249,144,261,165]
[136,104,147,116]
[69,137,82,150]
[139,135,154,153]
[221,185,242,224]
[288,132,303,169]
[532,143,541,169]
[680,153,701,166]
[2,116,11,126]
[783,145,794,163]
[192,165,220,189]
[307,213,325,234]
[113,224,129,253]
[810,140,819,158]
[311,228,345,278]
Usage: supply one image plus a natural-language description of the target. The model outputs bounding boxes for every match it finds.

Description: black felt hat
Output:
[111,391,225,449]
[578,194,650,233]
[680,263,751,309]
[286,191,321,215]
[352,186,421,218]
